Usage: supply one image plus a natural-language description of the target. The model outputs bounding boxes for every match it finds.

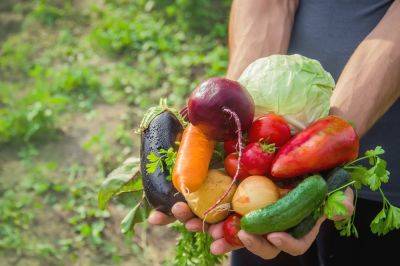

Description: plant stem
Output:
[203,108,243,217]
[327,181,356,196]
[345,155,370,166]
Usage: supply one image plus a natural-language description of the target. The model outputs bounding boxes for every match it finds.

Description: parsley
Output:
[370,188,400,235]
[324,191,348,219]
[145,148,177,181]
[333,189,358,237]
[172,222,225,266]
[345,146,390,191]
[325,146,400,237]
[334,217,359,237]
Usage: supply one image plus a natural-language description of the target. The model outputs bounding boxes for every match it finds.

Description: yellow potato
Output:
[185,169,237,224]
[232,175,279,216]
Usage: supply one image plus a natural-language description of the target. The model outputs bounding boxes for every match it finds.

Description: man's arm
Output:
[226,0,298,80]
[330,1,400,136]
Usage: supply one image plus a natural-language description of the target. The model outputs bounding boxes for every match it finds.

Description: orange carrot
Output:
[172,124,215,193]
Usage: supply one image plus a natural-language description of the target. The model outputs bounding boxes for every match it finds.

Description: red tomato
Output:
[223,214,243,247]
[241,142,275,176]
[248,114,291,147]
[224,153,250,180]
[224,139,238,154]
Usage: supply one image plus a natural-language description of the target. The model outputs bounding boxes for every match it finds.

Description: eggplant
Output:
[140,110,185,214]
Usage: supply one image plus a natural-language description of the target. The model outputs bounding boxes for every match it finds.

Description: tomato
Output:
[241,142,275,176]
[248,114,291,147]
[223,214,243,247]
[224,139,238,154]
[224,153,250,180]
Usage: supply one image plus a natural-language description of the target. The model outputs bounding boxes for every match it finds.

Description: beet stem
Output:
[203,107,243,217]
[179,106,188,121]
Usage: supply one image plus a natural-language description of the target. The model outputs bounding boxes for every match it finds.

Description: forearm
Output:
[330,1,400,136]
[226,0,298,80]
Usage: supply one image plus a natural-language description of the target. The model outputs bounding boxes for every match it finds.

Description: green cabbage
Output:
[238,54,335,129]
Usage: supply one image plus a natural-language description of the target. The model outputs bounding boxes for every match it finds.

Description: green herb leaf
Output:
[172,222,226,266]
[387,205,400,231]
[365,146,385,160]
[120,193,151,234]
[159,148,177,181]
[348,167,366,190]
[146,148,177,181]
[371,204,400,236]
[345,146,389,191]
[334,217,358,237]
[364,158,389,191]
[146,152,164,174]
[98,157,142,210]
[370,208,387,235]
[324,191,348,219]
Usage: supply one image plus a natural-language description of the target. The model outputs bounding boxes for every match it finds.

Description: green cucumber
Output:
[326,167,351,192]
[287,168,350,238]
[241,175,328,235]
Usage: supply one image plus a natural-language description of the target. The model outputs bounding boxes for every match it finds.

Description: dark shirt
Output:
[288,0,399,205]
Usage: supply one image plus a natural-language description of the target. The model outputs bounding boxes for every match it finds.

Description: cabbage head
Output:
[238,54,335,129]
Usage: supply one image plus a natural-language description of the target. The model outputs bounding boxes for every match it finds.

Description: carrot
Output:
[172,124,215,193]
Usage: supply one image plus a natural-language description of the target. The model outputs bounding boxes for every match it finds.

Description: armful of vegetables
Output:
[98,55,400,266]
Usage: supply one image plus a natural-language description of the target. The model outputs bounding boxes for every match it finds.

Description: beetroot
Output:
[188,78,255,141]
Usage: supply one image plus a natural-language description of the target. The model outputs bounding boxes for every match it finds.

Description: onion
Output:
[232,175,280,216]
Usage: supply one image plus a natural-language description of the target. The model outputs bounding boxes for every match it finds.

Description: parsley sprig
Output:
[145,148,177,181]
[323,146,399,237]
[172,222,226,266]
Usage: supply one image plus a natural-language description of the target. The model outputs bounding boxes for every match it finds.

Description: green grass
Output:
[0,0,230,264]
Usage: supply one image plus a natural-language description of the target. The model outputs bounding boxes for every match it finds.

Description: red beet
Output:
[188,78,254,141]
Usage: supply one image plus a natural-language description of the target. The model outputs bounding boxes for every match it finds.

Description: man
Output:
[149,0,400,265]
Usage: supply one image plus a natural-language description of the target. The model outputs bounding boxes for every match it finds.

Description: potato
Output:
[232,175,279,216]
[185,169,237,224]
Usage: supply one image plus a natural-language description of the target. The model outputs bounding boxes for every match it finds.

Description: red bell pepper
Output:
[271,116,359,179]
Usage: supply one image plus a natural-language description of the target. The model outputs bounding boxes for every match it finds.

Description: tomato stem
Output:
[203,107,243,216]
[260,141,276,154]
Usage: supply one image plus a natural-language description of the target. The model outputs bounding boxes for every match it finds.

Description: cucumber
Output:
[288,212,320,239]
[326,167,350,192]
[287,167,350,238]
[241,175,327,235]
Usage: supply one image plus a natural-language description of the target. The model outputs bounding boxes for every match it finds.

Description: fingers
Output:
[185,218,208,232]
[208,222,224,240]
[266,216,325,256]
[148,202,195,226]
[343,187,355,215]
[171,202,195,222]
[210,238,241,255]
[148,211,176,225]
[238,230,280,259]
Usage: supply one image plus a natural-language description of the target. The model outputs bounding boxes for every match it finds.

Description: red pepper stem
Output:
[203,107,242,217]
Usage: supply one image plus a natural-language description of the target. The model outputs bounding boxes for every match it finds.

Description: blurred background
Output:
[0,0,231,265]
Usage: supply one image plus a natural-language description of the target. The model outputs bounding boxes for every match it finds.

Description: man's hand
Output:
[148,188,354,260]
[148,202,207,231]
[210,188,354,259]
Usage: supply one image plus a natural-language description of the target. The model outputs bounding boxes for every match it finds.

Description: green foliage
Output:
[0,0,231,264]
[146,148,177,180]
[172,222,226,266]
[0,35,35,77]
[30,0,71,26]
[0,83,68,144]
[324,191,348,219]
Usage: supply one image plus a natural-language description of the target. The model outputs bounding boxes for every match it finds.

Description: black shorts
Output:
[231,198,400,266]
